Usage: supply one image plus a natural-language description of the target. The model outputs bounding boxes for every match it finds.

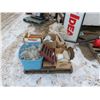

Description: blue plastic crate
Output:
[19,42,43,70]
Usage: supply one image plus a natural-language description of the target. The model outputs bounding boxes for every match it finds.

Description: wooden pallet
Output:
[24,65,73,74]
[88,43,100,63]
[24,68,73,74]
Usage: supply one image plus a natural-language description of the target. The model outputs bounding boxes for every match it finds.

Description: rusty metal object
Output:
[40,44,57,64]
[67,47,74,60]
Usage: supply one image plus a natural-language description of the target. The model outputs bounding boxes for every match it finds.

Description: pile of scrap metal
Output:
[23,13,65,24]
[22,30,74,73]
[79,32,100,63]
[40,33,74,70]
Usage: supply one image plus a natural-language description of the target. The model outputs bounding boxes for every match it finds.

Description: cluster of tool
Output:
[40,44,57,64]
[40,33,74,69]
[79,32,100,63]
[23,32,74,70]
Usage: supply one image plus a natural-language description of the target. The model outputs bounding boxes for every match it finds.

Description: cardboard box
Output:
[24,33,43,42]
[56,60,71,69]
[43,33,57,48]
[43,41,56,49]
[43,60,56,68]
[43,59,71,70]
[56,48,64,54]
[44,33,56,41]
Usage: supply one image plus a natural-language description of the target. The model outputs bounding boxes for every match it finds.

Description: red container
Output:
[93,39,100,48]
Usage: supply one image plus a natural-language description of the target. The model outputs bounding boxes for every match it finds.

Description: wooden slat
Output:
[24,67,73,74]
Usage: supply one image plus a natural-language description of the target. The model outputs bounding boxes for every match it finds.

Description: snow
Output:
[1,14,100,86]
[2,14,29,51]
[0,14,2,86]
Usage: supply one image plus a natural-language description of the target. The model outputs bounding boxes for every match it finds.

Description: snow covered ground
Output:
[1,14,100,86]
[0,14,2,86]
